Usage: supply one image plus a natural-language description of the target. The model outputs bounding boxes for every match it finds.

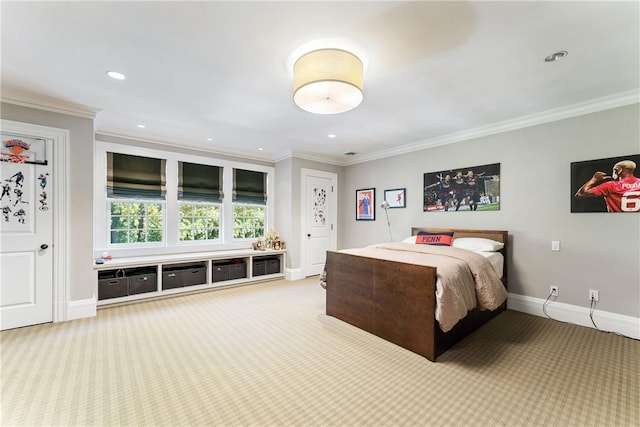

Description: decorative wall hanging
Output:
[312,186,327,225]
[571,154,640,213]
[1,161,33,226]
[423,163,501,212]
[384,188,406,208]
[356,188,375,220]
[1,132,48,165]
[0,132,51,228]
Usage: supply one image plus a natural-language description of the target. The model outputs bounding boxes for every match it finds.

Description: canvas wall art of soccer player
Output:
[423,163,501,212]
[572,154,640,213]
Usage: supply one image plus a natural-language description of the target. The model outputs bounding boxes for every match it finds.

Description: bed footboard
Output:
[325,251,438,361]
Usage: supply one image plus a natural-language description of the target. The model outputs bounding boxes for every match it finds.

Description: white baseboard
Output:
[508,293,640,340]
[285,268,305,281]
[65,298,97,321]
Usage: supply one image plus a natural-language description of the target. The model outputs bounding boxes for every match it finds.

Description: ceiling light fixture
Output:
[544,51,568,62]
[328,134,337,138]
[107,70,126,80]
[293,48,364,114]
[136,124,145,128]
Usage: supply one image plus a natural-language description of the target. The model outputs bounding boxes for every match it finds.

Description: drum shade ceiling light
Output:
[293,48,364,114]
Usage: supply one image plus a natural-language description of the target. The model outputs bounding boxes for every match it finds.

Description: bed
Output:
[324,228,508,361]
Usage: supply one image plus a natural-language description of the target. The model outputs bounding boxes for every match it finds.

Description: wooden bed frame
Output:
[325,228,508,361]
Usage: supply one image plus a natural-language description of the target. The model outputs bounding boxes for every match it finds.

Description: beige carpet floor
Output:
[1,277,638,427]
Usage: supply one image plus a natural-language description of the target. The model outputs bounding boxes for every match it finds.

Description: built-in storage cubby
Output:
[252,256,280,276]
[212,259,247,283]
[98,266,158,300]
[162,262,208,290]
[95,249,285,306]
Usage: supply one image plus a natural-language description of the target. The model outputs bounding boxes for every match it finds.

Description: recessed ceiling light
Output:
[206,138,213,141]
[107,70,126,80]
[258,148,264,151]
[328,134,337,138]
[137,124,145,128]
[544,51,568,62]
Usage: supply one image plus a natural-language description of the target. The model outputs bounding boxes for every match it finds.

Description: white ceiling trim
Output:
[95,131,274,164]
[341,89,640,166]
[1,88,100,119]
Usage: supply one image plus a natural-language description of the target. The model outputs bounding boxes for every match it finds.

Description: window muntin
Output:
[233,204,265,239]
[109,201,163,244]
[179,202,221,241]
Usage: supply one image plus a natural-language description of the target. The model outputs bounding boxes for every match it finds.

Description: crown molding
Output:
[344,89,640,166]
[95,130,274,164]
[282,150,346,166]
[1,87,100,119]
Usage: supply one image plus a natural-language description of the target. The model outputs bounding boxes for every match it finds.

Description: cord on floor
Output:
[589,298,639,342]
[544,291,638,341]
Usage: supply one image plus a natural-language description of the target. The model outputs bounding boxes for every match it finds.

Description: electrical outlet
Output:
[550,286,559,297]
[589,289,599,301]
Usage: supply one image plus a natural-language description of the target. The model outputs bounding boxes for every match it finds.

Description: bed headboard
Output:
[411,227,508,245]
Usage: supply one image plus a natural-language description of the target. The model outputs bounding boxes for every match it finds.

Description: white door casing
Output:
[301,169,337,277]
[0,120,68,329]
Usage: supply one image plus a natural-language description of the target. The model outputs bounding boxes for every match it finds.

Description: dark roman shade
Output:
[178,162,223,203]
[107,152,166,199]
[233,169,267,205]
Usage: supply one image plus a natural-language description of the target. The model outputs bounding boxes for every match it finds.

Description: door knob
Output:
[40,244,49,250]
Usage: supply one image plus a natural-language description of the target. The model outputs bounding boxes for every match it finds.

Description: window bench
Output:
[94,249,286,306]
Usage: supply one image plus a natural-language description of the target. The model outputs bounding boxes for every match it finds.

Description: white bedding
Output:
[476,251,504,278]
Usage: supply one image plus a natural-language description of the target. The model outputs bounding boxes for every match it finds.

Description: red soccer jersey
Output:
[589,176,640,212]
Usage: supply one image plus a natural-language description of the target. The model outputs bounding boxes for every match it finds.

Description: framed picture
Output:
[423,163,501,212]
[356,188,375,220]
[571,154,640,213]
[384,188,406,208]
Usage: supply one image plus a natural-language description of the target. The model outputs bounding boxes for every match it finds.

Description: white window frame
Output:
[94,141,274,258]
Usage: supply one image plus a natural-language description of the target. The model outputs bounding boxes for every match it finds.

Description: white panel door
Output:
[302,169,337,277]
[0,140,53,330]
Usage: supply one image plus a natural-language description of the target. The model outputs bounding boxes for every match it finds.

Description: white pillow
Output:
[402,236,417,244]
[452,237,504,252]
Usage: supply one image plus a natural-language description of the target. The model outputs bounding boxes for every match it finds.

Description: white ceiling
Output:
[2,1,639,165]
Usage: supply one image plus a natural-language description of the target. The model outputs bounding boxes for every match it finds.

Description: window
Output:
[180,204,221,240]
[233,205,264,239]
[110,201,163,243]
[178,162,223,242]
[107,153,166,245]
[95,141,274,254]
[233,169,266,239]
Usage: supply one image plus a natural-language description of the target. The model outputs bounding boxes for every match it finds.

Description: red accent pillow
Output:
[416,231,454,246]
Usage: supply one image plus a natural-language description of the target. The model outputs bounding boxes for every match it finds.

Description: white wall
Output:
[339,104,640,319]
